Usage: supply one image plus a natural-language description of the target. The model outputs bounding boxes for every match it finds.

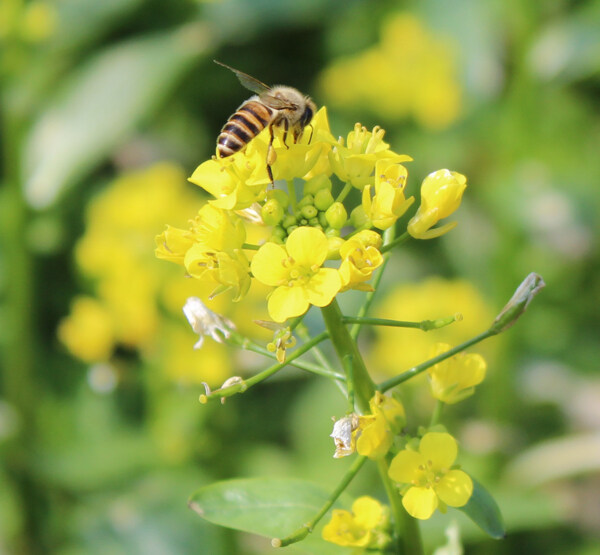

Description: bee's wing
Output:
[214,60,270,95]
[260,91,299,110]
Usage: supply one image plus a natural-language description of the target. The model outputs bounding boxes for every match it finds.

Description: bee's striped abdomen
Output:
[217,100,274,158]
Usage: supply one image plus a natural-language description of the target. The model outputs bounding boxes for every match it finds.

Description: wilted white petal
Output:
[330,414,359,458]
[183,297,235,349]
[492,273,545,332]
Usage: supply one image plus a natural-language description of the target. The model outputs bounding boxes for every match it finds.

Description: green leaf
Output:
[457,478,505,539]
[22,25,210,209]
[189,477,336,539]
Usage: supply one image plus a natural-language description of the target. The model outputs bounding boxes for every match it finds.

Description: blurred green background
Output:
[1,0,599,553]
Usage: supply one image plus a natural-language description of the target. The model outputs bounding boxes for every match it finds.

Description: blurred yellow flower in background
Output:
[371,277,495,376]
[318,13,462,130]
[58,162,270,387]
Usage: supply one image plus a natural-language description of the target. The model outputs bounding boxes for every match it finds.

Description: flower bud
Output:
[301,204,318,219]
[297,194,314,208]
[318,211,329,228]
[325,202,348,229]
[267,189,289,209]
[491,273,545,333]
[326,236,345,259]
[303,174,332,195]
[314,188,334,211]
[350,205,369,229]
[261,199,284,226]
[282,214,297,229]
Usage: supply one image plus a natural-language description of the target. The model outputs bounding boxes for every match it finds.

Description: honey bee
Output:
[214,60,317,183]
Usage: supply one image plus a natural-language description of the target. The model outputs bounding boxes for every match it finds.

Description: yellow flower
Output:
[356,392,406,459]
[322,496,389,548]
[250,227,342,322]
[388,432,473,520]
[155,225,194,265]
[57,297,114,363]
[329,123,411,189]
[408,169,467,239]
[362,159,415,230]
[318,13,462,130]
[339,230,384,292]
[182,204,251,301]
[189,141,270,210]
[428,343,487,404]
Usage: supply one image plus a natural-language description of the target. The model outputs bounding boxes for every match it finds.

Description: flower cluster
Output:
[156,108,466,323]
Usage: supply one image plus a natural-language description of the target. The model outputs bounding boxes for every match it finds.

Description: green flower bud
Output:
[350,205,369,228]
[314,188,334,211]
[267,189,289,209]
[326,236,345,260]
[318,211,329,228]
[297,194,314,209]
[308,217,320,226]
[272,226,287,240]
[261,199,284,226]
[287,224,298,234]
[301,205,318,219]
[325,202,348,229]
[282,214,297,229]
[300,218,308,225]
[325,227,340,237]
[303,175,332,195]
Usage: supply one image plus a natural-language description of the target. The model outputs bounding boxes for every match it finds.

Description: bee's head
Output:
[299,98,316,128]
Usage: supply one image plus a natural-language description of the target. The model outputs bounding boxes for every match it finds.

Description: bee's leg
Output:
[306,124,314,144]
[282,118,290,149]
[266,123,276,186]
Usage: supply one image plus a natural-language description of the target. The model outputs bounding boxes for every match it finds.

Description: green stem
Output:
[242,242,260,251]
[377,459,424,555]
[1,82,42,554]
[320,300,374,412]
[287,179,297,212]
[273,456,368,547]
[228,331,344,381]
[430,400,444,427]
[379,329,495,392]
[344,315,458,331]
[200,331,329,402]
[335,182,353,203]
[380,231,410,254]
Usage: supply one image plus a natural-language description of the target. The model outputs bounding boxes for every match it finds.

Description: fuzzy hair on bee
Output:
[214,60,317,183]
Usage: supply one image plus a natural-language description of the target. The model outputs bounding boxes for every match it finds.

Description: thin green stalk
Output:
[335,182,353,203]
[242,242,260,251]
[273,455,368,547]
[344,315,458,331]
[200,331,329,402]
[430,400,444,427]
[377,459,424,555]
[287,179,297,212]
[380,231,410,254]
[379,329,495,392]
[229,331,344,381]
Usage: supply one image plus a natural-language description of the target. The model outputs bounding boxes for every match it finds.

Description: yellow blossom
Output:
[362,159,415,229]
[57,297,114,363]
[356,392,406,459]
[329,123,411,189]
[318,13,462,130]
[408,169,467,239]
[250,227,342,322]
[338,230,384,292]
[322,496,389,548]
[428,343,487,404]
[388,432,473,520]
[155,225,194,265]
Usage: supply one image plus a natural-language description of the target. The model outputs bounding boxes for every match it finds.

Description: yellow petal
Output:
[285,226,328,268]
[304,268,342,307]
[388,450,425,483]
[402,486,438,520]
[419,432,457,469]
[268,285,309,322]
[435,469,473,508]
[250,242,289,286]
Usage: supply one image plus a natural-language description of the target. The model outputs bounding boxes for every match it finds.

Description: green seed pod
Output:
[314,188,334,211]
[261,199,284,226]
[325,202,348,229]
[303,175,332,195]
